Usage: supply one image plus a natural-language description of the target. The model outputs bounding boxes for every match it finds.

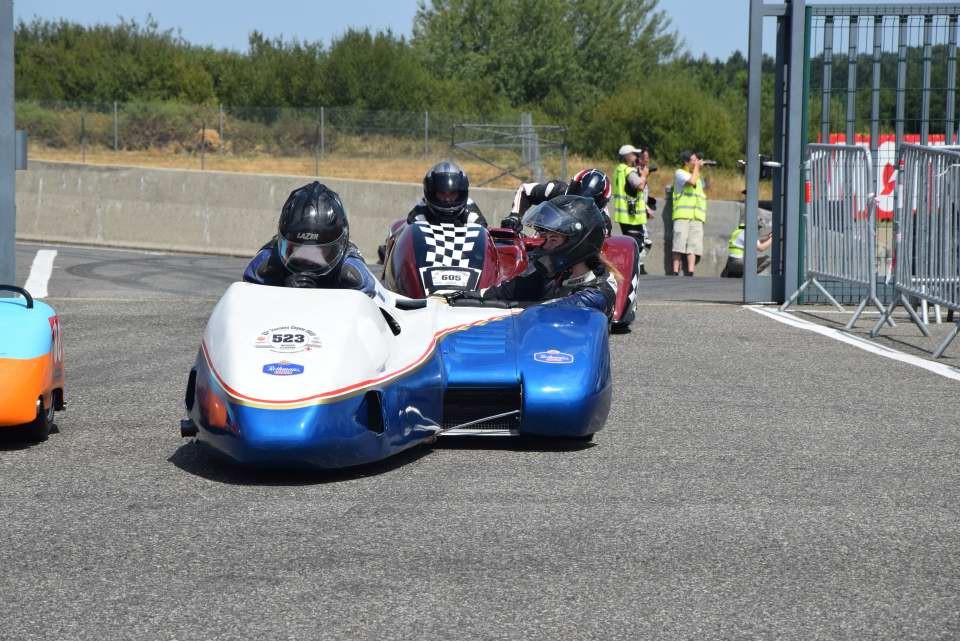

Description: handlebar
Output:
[444,298,518,309]
[0,285,34,308]
[395,298,428,310]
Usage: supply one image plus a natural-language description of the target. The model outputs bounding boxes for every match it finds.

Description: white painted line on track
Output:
[748,305,960,383]
[24,249,58,299]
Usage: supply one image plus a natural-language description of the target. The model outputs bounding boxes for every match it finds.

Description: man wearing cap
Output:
[612,144,651,274]
[672,150,707,276]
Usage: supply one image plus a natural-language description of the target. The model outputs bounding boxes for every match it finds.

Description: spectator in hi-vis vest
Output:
[612,144,652,274]
[671,150,707,276]
[721,214,773,278]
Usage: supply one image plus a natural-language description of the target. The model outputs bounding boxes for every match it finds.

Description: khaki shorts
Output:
[672,219,704,256]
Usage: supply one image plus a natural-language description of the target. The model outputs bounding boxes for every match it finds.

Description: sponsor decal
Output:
[254,325,323,353]
[533,349,574,364]
[296,232,320,240]
[262,361,305,376]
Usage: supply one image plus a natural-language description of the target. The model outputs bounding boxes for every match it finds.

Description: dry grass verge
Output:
[29,146,771,201]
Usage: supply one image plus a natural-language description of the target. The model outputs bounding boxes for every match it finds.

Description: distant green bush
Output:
[15,101,112,148]
[574,75,740,167]
[120,102,215,150]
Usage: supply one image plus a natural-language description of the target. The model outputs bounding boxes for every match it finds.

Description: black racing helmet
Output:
[566,168,612,210]
[277,181,349,275]
[521,195,606,277]
[423,161,469,220]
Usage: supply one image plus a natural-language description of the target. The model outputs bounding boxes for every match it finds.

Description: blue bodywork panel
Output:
[0,297,56,359]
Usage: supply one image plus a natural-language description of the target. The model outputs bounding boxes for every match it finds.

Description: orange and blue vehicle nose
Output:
[0,296,63,427]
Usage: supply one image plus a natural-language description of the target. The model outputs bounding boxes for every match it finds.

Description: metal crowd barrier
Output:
[871,144,960,358]
[781,144,888,329]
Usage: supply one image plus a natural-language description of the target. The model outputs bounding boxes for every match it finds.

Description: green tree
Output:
[324,29,433,111]
[14,16,216,104]
[412,0,679,115]
[413,0,575,109]
[577,73,740,166]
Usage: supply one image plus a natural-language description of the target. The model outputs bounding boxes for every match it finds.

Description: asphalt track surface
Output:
[2,242,958,641]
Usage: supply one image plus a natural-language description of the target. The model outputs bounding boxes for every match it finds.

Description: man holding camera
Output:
[672,150,708,276]
[612,144,653,274]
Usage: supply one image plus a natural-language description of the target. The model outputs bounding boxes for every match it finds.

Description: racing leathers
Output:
[502,181,612,235]
[405,198,487,226]
[480,261,617,319]
[243,238,378,296]
[509,181,568,218]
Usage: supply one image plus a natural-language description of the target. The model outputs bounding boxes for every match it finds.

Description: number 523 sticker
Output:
[254,325,322,353]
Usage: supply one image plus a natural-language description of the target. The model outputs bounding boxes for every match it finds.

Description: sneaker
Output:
[685,273,694,277]
[638,265,647,275]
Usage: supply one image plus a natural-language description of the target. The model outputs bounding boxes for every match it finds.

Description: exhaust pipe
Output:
[180,418,198,438]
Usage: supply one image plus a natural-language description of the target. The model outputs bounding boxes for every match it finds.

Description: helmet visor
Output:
[434,190,461,205]
[279,232,347,275]
[520,200,584,237]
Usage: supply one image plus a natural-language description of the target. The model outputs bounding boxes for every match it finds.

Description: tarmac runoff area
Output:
[2,241,958,641]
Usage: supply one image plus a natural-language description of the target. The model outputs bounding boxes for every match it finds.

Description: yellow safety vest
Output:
[672,174,707,222]
[728,224,745,258]
[612,163,646,225]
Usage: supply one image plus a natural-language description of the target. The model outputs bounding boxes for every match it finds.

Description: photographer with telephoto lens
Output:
[671,151,709,276]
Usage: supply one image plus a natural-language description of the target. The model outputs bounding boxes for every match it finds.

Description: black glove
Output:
[442,289,484,305]
[500,215,523,232]
[647,196,658,211]
[284,273,319,288]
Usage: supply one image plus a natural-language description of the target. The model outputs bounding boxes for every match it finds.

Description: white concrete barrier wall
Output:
[15,161,746,276]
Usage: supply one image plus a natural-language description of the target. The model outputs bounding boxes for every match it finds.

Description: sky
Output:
[13,0,769,60]
[15,1,931,59]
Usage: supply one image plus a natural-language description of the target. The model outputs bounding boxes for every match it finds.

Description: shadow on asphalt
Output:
[167,434,594,485]
[434,434,595,453]
[659,298,745,305]
[637,276,743,304]
[789,309,960,363]
[0,422,60,450]
[167,440,434,485]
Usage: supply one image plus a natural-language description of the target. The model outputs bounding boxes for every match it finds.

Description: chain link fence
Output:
[14,101,567,184]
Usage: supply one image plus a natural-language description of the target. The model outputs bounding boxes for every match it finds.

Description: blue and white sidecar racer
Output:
[181,283,611,469]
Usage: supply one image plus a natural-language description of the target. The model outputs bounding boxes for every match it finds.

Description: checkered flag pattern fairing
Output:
[417,222,484,268]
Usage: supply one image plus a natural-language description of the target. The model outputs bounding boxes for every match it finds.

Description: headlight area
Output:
[196,377,235,434]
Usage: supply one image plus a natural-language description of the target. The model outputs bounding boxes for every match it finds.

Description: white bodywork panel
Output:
[202,283,516,405]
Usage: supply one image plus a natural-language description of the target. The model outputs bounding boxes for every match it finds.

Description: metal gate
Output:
[781,144,888,328]
[869,144,960,357]
[746,1,960,304]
